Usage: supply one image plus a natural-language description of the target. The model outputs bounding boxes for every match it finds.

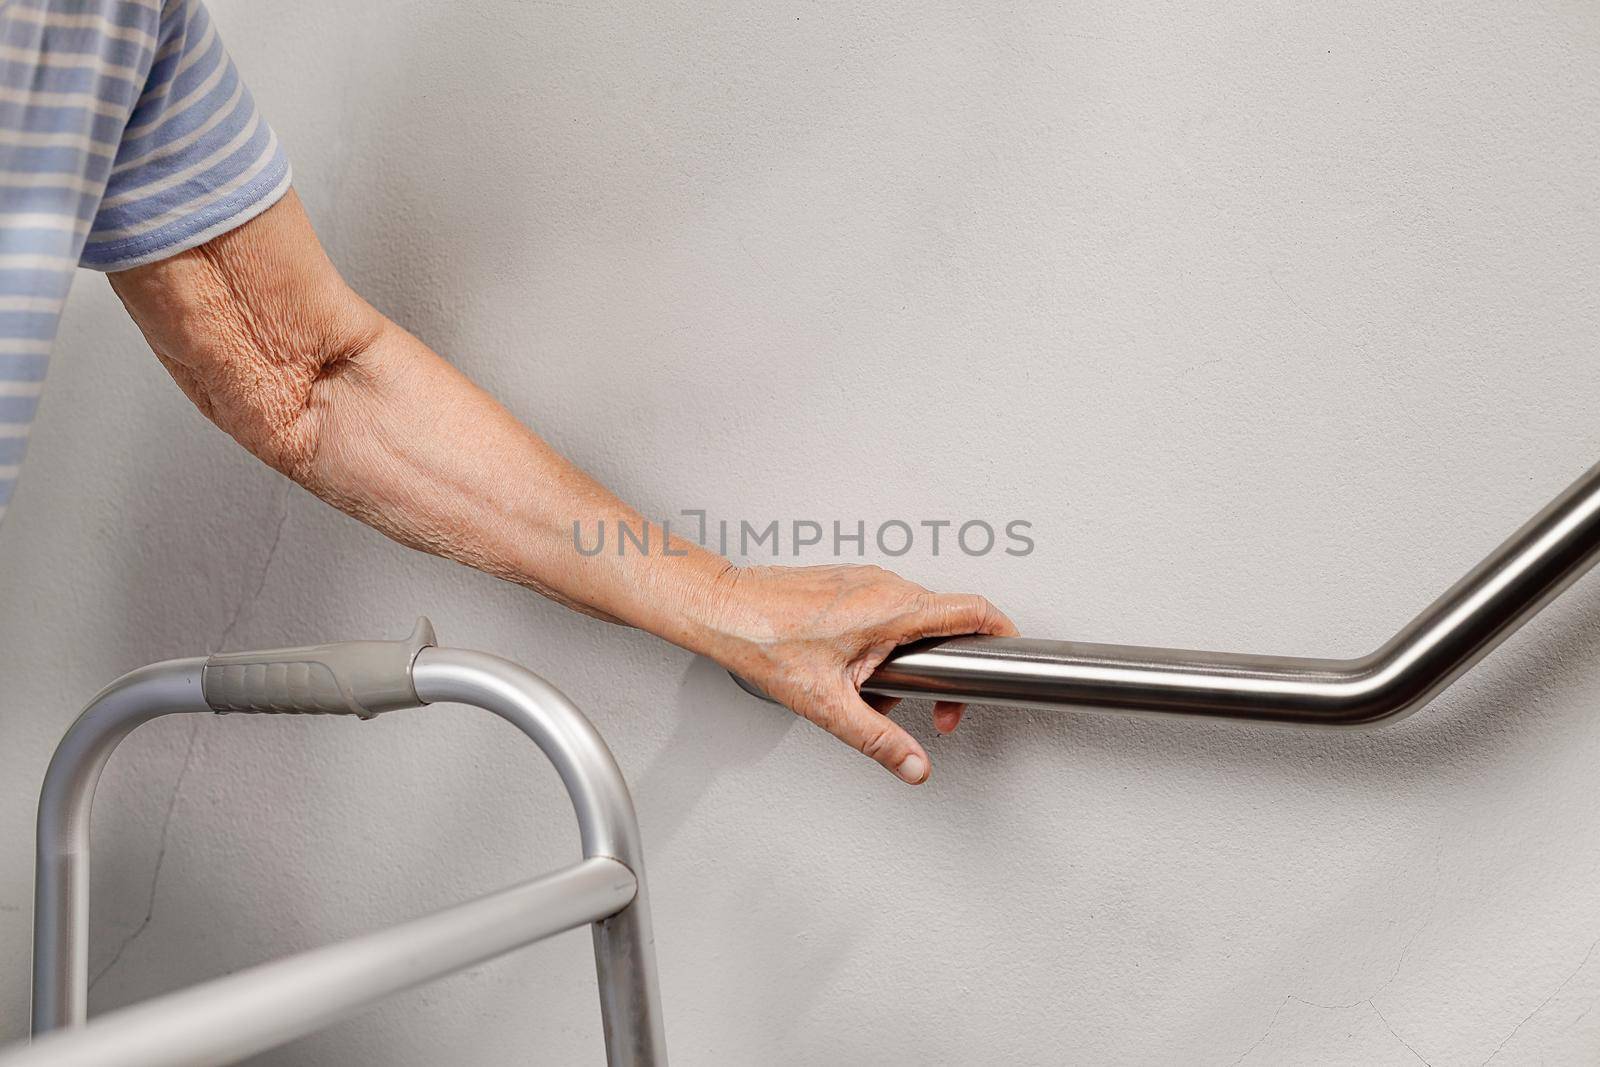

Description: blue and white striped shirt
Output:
[0,0,290,524]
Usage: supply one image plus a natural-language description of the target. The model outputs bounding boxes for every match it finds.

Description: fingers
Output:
[721,565,1018,780]
[864,693,903,715]
[893,591,1017,735]
[907,592,1020,641]
[818,689,931,785]
[932,700,964,734]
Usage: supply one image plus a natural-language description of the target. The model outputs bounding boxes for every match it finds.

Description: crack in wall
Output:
[1230,994,1432,1067]
[213,487,292,653]
[1228,834,1445,1065]
[1228,995,1290,1066]
[1232,931,1600,1067]
[1480,936,1600,1065]
[87,486,292,993]
[1370,1000,1432,1066]
[87,720,199,991]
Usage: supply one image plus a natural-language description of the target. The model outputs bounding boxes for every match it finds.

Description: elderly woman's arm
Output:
[106,190,1015,785]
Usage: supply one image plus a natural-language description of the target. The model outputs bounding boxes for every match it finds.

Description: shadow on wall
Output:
[635,655,797,844]
[927,572,1600,807]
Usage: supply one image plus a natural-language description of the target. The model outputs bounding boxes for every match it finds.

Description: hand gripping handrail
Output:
[737,460,1600,725]
[6,620,668,1067]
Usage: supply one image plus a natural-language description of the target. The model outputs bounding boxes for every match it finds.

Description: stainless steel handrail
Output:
[859,460,1600,724]
[11,628,668,1067]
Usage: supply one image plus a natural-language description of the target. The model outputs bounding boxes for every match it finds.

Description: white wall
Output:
[4,1,1600,1062]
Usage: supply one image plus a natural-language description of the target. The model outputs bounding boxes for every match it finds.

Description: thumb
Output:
[816,688,931,785]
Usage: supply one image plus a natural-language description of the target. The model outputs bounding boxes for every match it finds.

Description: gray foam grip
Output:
[202,617,436,719]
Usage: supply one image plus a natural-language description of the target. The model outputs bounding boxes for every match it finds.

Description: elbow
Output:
[259,317,386,485]
[184,306,388,487]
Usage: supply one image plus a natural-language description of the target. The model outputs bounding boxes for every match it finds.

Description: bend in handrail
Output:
[860,460,1600,725]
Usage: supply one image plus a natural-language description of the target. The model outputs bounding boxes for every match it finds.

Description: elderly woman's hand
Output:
[693,564,1018,784]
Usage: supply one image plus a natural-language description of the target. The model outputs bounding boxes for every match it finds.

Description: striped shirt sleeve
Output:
[78,0,290,272]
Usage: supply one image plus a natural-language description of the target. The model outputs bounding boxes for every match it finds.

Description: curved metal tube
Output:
[862,460,1600,724]
[32,658,212,1033]
[411,648,667,1063]
[29,643,667,1065]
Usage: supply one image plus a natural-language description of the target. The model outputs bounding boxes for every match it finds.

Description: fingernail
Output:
[896,753,927,784]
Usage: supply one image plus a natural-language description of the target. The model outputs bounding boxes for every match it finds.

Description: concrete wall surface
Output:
[3,2,1599,1063]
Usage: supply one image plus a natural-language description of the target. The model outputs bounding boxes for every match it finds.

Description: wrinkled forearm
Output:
[107,192,734,653]
[290,317,734,642]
